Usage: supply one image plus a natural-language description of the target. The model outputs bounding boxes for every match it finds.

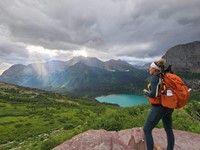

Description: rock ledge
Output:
[53,128,200,150]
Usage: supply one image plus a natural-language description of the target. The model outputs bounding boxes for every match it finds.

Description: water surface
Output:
[96,94,148,107]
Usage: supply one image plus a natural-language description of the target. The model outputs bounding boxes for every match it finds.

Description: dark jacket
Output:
[145,75,162,104]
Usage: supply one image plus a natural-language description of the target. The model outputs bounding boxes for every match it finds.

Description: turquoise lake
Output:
[95,94,148,107]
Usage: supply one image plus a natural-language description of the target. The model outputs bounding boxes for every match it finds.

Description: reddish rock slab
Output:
[53,128,200,150]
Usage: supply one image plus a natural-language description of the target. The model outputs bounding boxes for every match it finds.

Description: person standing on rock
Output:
[143,58,174,150]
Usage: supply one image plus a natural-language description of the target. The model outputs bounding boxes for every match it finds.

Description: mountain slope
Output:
[0,64,26,84]
[161,41,200,89]
[46,62,148,97]
[163,41,200,72]
[0,82,199,150]
[0,81,117,149]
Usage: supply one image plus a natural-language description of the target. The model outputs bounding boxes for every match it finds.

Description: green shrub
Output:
[0,139,9,144]
[63,123,75,130]
[92,105,106,115]
[49,120,55,124]
[15,123,23,128]
[94,112,125,131]
[40,138,60,150]
[25,123,32,126]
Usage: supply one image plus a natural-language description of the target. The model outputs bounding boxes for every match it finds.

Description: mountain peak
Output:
[105,59,135,71]
[70,56,101,61]
[1,64,26,77]
[68,56,105,69]
[67,56,136,71]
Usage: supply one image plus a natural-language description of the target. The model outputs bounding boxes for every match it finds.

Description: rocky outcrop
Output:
[163,41,200,72]
[53,128,200,150]
[161,41,200,89]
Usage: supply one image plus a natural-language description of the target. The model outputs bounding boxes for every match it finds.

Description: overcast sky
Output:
[1,0,200,74]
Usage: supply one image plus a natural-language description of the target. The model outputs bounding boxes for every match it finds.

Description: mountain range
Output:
[0,41,200,97]
[0,56,148,97]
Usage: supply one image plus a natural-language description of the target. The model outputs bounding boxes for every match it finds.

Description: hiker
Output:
[143,58,174,150]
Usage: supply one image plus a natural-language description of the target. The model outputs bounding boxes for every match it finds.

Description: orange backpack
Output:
[160,73,190,109]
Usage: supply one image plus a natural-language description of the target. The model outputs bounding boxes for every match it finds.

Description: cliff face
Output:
[163,41,200,72]
[53,128,200,150]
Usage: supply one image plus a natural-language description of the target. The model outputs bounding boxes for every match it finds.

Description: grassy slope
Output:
[0,82,199,150]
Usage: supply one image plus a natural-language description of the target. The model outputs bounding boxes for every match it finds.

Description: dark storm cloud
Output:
[0,0,200,73]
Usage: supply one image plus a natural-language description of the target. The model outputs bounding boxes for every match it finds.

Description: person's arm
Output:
[144,76,160,98]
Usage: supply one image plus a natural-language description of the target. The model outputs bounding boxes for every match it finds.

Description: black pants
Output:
[143,105,174,150]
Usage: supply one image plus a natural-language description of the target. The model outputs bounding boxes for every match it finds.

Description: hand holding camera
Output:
[143,89,148,93]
